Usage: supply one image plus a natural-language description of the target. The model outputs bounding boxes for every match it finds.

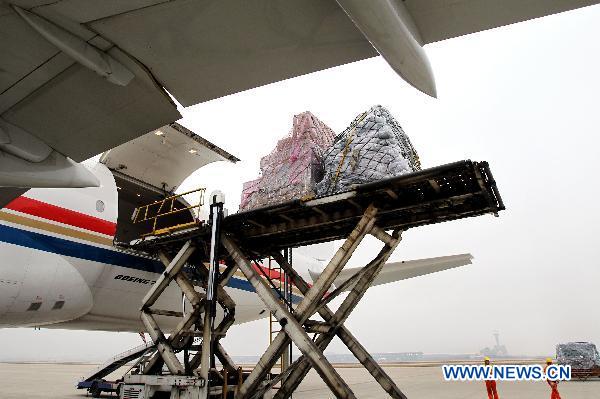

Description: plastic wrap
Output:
[240,112,335,211]
[316,105,420,196]
[556,342,600,369]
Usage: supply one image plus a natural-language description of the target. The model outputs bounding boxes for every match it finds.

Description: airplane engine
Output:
[0,243,94,327]
[0,119,100,189]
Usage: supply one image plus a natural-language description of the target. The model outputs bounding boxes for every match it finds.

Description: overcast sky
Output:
[1,4,599,362]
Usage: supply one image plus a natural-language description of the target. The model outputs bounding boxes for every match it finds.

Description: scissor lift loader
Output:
[117,160,503,399]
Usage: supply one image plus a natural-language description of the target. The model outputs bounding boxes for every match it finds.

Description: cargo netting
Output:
[240,106,421,210]
[557,342,600,369]
[239,112,335,211]
[316,105,421,197]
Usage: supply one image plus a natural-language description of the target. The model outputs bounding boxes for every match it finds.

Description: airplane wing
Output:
[404,0,599,44]
[330,253,473,290]
[334,0,599,96]
[1,1,597,190]
[0,1,376,191]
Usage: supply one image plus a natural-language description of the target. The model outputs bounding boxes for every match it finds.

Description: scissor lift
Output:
[120,160,503,399]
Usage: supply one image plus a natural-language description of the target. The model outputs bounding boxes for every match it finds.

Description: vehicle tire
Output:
[89,380,101,398]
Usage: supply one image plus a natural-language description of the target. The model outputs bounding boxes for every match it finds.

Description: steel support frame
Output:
[199,197,225,388]
[138,237,239,396]
[224,236,355,398]
[271,230,406,399]
[223,204,406,399]
[231,205,378,398]
[140,240,198,375]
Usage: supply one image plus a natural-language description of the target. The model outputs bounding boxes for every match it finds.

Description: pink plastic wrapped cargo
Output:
[240,112,335,211]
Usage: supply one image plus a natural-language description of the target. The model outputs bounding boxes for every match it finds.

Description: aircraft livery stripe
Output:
[0,223,302,303]
[4,196,117,236]
[0,211,114,246]
[0,222,163,272]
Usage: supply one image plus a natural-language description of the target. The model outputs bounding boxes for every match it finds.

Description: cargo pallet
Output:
[109,160,504,399]
[572,366,600,380]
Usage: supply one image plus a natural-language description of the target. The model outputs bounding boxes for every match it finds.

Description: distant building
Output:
[375,352,424,362]
[480,331,509,357]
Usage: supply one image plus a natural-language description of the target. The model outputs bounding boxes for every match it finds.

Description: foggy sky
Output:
[1,4,599,362]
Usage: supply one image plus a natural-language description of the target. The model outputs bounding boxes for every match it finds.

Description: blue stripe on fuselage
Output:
[0,223,164,272]
[0,223,301,303]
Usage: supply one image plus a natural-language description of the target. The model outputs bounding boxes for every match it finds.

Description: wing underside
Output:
[0,1,375,165]
[1,0,597,190]
[404,0,599,44]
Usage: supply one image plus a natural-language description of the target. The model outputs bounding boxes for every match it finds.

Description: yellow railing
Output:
[132,187,206,237]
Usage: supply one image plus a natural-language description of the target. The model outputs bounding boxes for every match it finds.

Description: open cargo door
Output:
[100,122,238,244]
[100,122,239,193]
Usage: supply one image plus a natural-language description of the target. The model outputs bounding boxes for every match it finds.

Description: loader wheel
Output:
[90,381,101,398]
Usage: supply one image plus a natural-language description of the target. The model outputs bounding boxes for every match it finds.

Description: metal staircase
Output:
[77,341,156,397]
[80,342,156,383]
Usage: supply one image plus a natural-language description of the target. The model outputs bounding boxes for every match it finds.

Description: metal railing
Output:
[132,187,206,237]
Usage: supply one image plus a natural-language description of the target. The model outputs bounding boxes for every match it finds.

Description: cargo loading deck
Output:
[133,160,503,257]
[113,160,503,399]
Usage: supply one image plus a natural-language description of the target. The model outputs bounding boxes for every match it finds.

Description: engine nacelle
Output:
[0,239,94,328]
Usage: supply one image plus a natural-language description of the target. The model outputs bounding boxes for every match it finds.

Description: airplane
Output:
[0,0,596,332]
[0,123,475,332]
[1,0,599,195]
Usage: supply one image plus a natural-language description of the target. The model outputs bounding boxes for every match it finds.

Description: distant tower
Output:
[493,330,501,347]
[492,330,508,356]
[480,330,508,357]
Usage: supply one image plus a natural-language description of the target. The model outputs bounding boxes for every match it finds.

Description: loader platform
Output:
[119,159,504,399]
[132,160,503,257]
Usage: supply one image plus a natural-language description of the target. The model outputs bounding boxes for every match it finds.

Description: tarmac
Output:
[0,362,598,398]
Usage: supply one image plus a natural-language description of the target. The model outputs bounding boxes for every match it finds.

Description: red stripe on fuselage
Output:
[253,263,284,282]
[252,263,314,290]
[5,196,116,236]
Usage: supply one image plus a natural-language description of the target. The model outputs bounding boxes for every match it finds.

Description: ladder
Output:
[268,250,293,382]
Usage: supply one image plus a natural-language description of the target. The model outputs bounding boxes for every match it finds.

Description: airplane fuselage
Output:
[0,163,312,332]
[0,161,474,335]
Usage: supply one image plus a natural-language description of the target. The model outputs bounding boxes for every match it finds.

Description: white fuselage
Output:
[0,163,315,332]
